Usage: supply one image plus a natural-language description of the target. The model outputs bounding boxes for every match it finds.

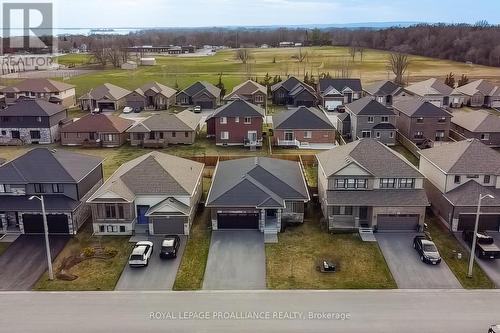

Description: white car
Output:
[123,106,133,114]
[128,241,154,267]
[193,105,202,113]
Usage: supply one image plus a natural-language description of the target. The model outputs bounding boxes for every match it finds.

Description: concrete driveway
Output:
[203,230,266,290]
[115,236,186,291]
[0,235,69,290]
[376,233,461,289]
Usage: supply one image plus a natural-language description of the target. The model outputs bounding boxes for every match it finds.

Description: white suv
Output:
[128,241,154,267]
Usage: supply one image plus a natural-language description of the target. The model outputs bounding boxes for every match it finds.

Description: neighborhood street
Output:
[1,290,499,333]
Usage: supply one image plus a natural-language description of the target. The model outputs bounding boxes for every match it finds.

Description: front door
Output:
[11,131,20,139]
[5,212,20,232]
[359,207,368,220]
[247,131,257,142]
[136,206,150,225]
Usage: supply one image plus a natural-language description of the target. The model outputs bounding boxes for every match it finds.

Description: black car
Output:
[413,235,442,265]
[133,107,141,113]
[159,235,181,259]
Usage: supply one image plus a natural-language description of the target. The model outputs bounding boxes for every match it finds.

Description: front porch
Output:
[328,206,372,231]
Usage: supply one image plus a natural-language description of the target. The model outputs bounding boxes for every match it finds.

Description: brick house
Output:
[0,78,76,108]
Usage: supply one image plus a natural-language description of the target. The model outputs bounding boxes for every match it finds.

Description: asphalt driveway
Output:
[115,236,186,291]
[0,235,69,290]
[203,230,266,290]
[376,233,461,289]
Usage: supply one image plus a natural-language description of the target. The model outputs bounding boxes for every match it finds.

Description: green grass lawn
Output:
[56,53,94,67]
[0,242,11,256]
[304,165,318,188]
[34,224,133,291]
[427,215,495,289]
[266,204,396,289]
[173,206,212,290]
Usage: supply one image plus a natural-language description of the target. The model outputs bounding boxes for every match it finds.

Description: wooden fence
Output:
[186,153,317,167]
[396,132,420,158]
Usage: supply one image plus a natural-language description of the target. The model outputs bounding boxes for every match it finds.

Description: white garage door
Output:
[429,100,442,107]
[325,100,342,111]
[492,100,500,108]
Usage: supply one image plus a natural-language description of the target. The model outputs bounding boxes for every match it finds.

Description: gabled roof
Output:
[0,148,103,184]
[207,99,265,119]
[406,78,453,96]
[179,81,220,98]
[318,78,362,94]
[419,139,500,174]
[206,157,309,207]
[0,78,74,93]
[455,79,498,97]
[317,139,422,178]
[270,76,315,94]
[88,152,204,202]
[145,197,191,216]
[127,110,201,133]
[61,114,134,133]
[443,181,500,207]
[0,99,66,117]
[364,80,402,96]
[134,82,176,98]
[273,106,334,130]
[225,80,267,100]
[393,99,452,118]
[345,96,395,116]
[79,83,131,101]
[450,110,500,133]
[327,189,429,207]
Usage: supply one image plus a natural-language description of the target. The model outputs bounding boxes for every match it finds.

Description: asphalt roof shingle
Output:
[345,96,395,116]
[0,78,74,93]
[79,83,131,101]
[364,80,401,96]
[61,114,134,133]
[0,99,66,117]
[406,78,453,96]
[393,99,452,118]
[127,110,201,132]
[208,99,265,119]
[318,78,362,93]
[273,106,334,130]
[450,110,500,133]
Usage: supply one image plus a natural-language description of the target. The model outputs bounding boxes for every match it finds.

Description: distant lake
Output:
[3,28,146,37]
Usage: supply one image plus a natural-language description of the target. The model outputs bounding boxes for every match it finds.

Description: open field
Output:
[56,47,500,97]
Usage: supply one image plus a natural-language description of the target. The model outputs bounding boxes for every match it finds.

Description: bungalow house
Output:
[0,78,76,108]
[271,76,317,107]
[343,96,397,146]
[206,99,265,148]
[394,98,452,147]
[317,78,362,110]
[87,152,204,236]
[78,83,132,111]
[127,110,201,147]
[317,139,429,231]
[404,78,464,108]
[0,148,104,235]
[454,79,500,108]
[125,82,177,110]
[205,157,310,242]
[60,114,134,147]
[175,81,221,109]
[0,99,68,144]
[363,80,403,108]
[450,109,500,147]
[224,80,267,108]
[272,106,335,149]
[419,139,500,232]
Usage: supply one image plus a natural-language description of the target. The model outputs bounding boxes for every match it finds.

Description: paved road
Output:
[115,236,186,291]
[203,230,266,290]
[0,235,68,290]
[376,233,462,289]
[1,290,500,332]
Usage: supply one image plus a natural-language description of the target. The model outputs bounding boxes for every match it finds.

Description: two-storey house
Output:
[317,139,429,231]
[450,109,500,147]
[0,148,104,235]
[419,139,500,232]
[87,152,204,236]
[0,78,76,108]
[224,80,267,108]
[363,80,403,108]
[317,78,362,110]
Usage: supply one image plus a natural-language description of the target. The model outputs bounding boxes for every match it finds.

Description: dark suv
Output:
[159,235,181,259]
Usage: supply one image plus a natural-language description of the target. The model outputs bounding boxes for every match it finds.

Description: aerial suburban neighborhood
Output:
[1,1,500,332]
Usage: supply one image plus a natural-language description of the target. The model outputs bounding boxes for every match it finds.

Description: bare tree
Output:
[348,46,357,61]
[388,52,409,85]
[358,47,365,62]
[235,48,251,64]
[90,46,108,66]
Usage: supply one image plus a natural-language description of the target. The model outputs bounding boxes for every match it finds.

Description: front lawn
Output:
[427,215,495,289]
[34,223,133,291]
[266,205,396,289]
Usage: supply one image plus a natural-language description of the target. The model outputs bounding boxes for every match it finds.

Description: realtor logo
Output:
[2,2,55,54]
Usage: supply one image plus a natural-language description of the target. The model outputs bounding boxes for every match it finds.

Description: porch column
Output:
[0,214,7,233]
[259,209,266,231]
[277,209,282,232]
[354,217,360,228]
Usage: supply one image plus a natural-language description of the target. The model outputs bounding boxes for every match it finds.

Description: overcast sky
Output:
[26,0,500,27]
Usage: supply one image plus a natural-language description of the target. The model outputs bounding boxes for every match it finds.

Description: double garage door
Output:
[217,212,259,229]
[195,101,214,109]
[377,214,419,231]
[22,214,70,234]
[151,216,186,235]
[325,100,342,111]
[457,214,500,231]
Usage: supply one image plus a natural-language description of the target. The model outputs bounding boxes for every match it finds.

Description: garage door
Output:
[457,214,500,231]
[217,212,259,229]
[429,100,442,107]
[377,214,419,231]
[126,101,145,109]
[196,101,213,109]
[22,214,70,234]
[97,102,116,111]
[296,100,315,107]
[151,216,186,235]
[325,100,342,111]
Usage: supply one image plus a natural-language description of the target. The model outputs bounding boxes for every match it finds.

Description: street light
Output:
[467,193,495,278]
[29,195,54,281]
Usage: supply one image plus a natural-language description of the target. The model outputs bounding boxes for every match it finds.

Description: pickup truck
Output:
[462,230,500,260]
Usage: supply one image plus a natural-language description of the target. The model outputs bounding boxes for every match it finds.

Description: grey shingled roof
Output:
[0,99,66,117]
[443,181,500,207]
[135,82,177,98]
[79,83,131,101]
[127,110,201,133]
[271,76,303,92]
[317,139,422,178]
[345,96,395,116]
[364,80,402,96]
[450,110,500,133]
[455,79,498,97]
[225,80,267,99]
[273,106,334,130]
[61,114,134,133]
[0,148,103,184]
[0,78,74,93]
[206,157,309,207]
[406,78,453,96]
[208,99,265,119]
[327,189,429,206]
[393,99,452,118]
[419,139,500,174]
[318,78,362,93]
[180,81,220,98]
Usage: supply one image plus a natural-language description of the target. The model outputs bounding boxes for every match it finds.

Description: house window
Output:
[118,205,124,219]
[221,131,229,140]
[381,116,389,123]
[346,179,356,189]
[416,117,424,123]
[34,183,45,193]
[454,175,461,184]
[172,132,177,138]
[185,131,189,138]
[255,95,264,103]
[159,132,164,139]
[399,178,415,189]
[380,178,396,188]
[481,133,490,141]
[119,226,126,232]
[106,225,119,233]
[367,116,374,123]
[36,116,42,122]
[438,117,446,123]
[99,225,105,233]
[235,117,240,123]
[335,179,345,188]
[107,134,113,141]
[435,130,445,141]
[105,205,116,218]
[52,184,64,193]
[220,117,227,124]
[1,130,6,135]
[304,131,312,139]
[244,117,252,124]
[414,131,424,139]
[0,184,12,193]
[333,206,353,215]
[30,130,41,139]
[377,97,384,104]
[376,132,381,139]
[484,175,491,183]
[356,179,367,189]
[333,206,341,215]
[344,206,353,215]
[389,132,394,138]
[361,131,371,138]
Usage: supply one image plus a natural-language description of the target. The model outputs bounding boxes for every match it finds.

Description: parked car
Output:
[193,105,202,113]
[489,324,500,333]
[159,235,181,259]
[462,230,500,260]
[133,107,141,113]
[413,235,442,265]
[123,106,133,114]
[336,105,346,113]
[128,241,154,267]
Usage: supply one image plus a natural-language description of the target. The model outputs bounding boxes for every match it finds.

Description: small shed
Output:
[141,58,156,66]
